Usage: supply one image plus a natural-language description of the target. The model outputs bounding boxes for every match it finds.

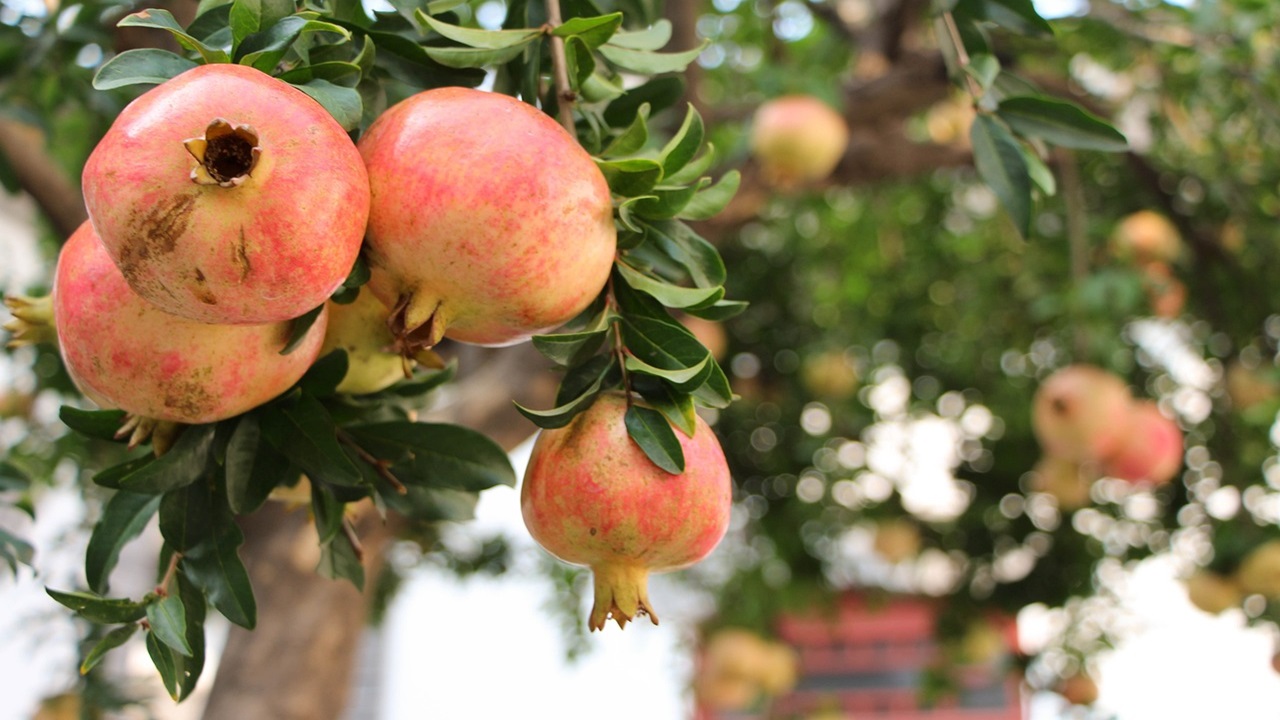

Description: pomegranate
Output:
[521,393,732,630]
[1184,570,1242,614]
[1110,210,1181,265]
[1100,401,1183,484]
[1031,455,1093,510]
[872,518,922,563]
[319,288,407,395]
[358,87,616,352]
[750,95,849,187]
[53,222,326,424]
[1235,540,1280,598]
[81,63,368,325]
[1058,673,1100,706]
[1032,365,1134,463]
[1142,262,1187,319]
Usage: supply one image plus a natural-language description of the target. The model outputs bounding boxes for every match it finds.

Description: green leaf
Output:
[0,527,34,573]
[0,459,32,491]
[624,353,711,390]
[276,60,363,87]
[643,220,726,288]
[422,43,532,69]
[532,329,608,366]
[344,422,516,492]
[514,360,609,430]
[604,76,684,126]
[677,170,740,221]
[615,261,723,309]
[93,49,199,90]
[261,395,363,487]
[238,16,350,70]
[608,19,671,50]
[311,482,343,544]
[93,455,156,490]
[81,624,139,675]
[553,12,622,49]
[159,482,213,553]
[633,182,706,220]
[997,95,1129,152]
[86,491,161,594]
[225,415,291,514]
[281,304,325,356]
[599,41,705,74]
[117,9,230,63]
[417,11,542,48]
[664,144,719,185]
[146,594,192,656]
[565,35,595,90]
[965,53,1000,91]
[147,631,181,700]
[602,103,650,157]
[624,405,683,474]
[620,314,709,370]
[295,80,362,130]
[692,360,734,409]
[596,158,663,196]
[983,0,1053,35]
[970,114,1032,238]
[317,531,364,590]
[46,588,149,624]
[59,407,127,442]
[617,196,655,234]
[118,425,215,494]
[174,572,207,699]
[299,350,350,398]
[1021,143,1056,196]
[633,379,697,438]
[229,0,263,48]
[185,524,256,629]
[659,105,704,178]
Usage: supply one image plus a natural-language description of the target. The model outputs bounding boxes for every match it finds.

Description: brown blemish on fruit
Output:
[118,193,198,282]
[190,269,217,306]
[233,227,251,280]
[163,372,215,419]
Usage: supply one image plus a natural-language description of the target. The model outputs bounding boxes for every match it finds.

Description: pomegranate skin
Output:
[521,393,732,630]
[359,87,616,349]
[82,63,369,325]
[1032,365,1134,463]
[53,222,326,424]
[1101,401,1184,484]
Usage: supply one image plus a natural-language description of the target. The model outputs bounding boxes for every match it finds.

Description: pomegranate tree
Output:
[81,63,368,324]
[521,393,732,630]
[53,221,326,424]
[358,87,616,352]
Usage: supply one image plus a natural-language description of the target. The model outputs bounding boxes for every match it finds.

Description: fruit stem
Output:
[544,0,577,135]
[341,517,365,563]
[155,551,183,597]
[939,11,984,102]
[337,429,408,495]
[606,273,633,409]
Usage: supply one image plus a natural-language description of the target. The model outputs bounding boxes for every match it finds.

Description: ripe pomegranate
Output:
[81,63,368,324]
[53,222,326,424]
[521,393,732,630]
[319,288,407,395]
[1142,262,1187,319]
[872,518,922,563]
[358,87,616,353]
[1110,210,1181,265]
[1100,401,1183,485]
[1058,673,1099,706]
[750,95,849,187]
[1032,365,1134,463]
[1235,540,1280,598]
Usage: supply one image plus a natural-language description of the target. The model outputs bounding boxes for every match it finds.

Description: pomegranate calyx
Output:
[589,563,658,632]
[184,118,261,187]
[388,293,448,358]
[2,294,56,348]
[114,415,184,456]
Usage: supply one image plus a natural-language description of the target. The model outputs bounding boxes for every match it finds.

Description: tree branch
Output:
[0,119,86,238]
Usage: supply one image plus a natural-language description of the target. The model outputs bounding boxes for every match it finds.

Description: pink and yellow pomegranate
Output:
[319,288,407,395]
[358,87,616,352]
[1032,365,1134,463]
[750,95,850,187]
[53,222,326,424]
[521,393,732,630]
[1100,401,1183,484]
[82,63,368,324]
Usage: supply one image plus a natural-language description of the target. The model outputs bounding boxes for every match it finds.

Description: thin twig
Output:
[544,0,576,134]
[341,518,365,563]
[940,11,983,100]
[336,430,407,495]
[1057,149,1090,360]
[156,551,182,597]
[606,273,632,408]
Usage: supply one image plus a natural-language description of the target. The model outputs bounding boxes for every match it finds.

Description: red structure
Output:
[698,594,1024,720]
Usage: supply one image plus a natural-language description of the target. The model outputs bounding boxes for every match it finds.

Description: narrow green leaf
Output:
[281,304,325,356]
[311,482,343,544]
[81,624,138,675]
[1021,143,1056,196]
[692,360,735,409]
[93,49,199,90]
[553,12,622,49]
[59,407,127,442]
[317,532,364,590]
[677,170,741,221]
[299,350,350,398]
[596,157,663,196]
[86,491,161,594]
[997,95,1129,152]
[599,41,705,74]
[620,314,710,370]
[634,379,697,438]
[514,361,609,430]
[531,329,608,366]
[119,425,216,494]
[239,16,350,70]
[185,525,256,629]
[617,196,655,233]
[294,79,361,130]
[624,353,712,390]
[174,572,207,699]
[664,144,718,185]
[159,481,213,553]
[422,43,532,69]
[608,19,671,50]
[225,415,291,514]
[970,114,1032,237]
[633,182,705,220]
[602,103,650,157]
[565,35,595,89]
[624,405,684,474]
[344,423,516,491]
[604,76,684,126]
[146,631,180,700]
[659,104,704,177]
[92,455,156,490]
[261,395,363,487]
[46,588,150,624]
[0,527,34,573]
[644,220,726,288]
[984,0,1053,35]
[965,53,1000,90]
[417,11,542,48]
[615,261,723,309]
[146,594,191,656]
[276,60,363,87]
[229,0,263,49]
[117,8,230,63]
